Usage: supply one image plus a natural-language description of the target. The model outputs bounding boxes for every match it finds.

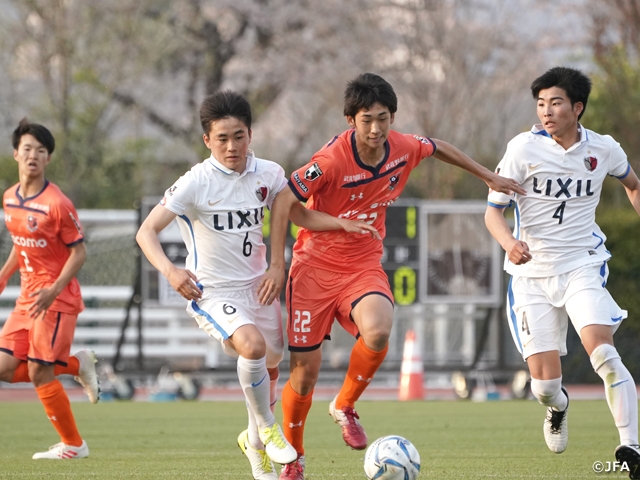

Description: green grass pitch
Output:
[0,399,629,479]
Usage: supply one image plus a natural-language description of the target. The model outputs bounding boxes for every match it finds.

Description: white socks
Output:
[531,377,568,412]
[591,344,638,446]
[237,356,275,438]
[246,371,279,449]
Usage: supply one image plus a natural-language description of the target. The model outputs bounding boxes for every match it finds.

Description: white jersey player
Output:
[485,67,640,478]
[136,90,379,480]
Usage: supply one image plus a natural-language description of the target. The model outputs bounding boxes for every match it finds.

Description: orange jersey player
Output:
[271,73,525,480]
[0,119,99,460]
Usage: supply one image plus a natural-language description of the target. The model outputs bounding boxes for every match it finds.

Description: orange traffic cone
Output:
[399,329,424,401]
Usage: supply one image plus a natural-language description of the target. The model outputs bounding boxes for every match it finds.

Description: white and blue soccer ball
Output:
[363,435,421,480]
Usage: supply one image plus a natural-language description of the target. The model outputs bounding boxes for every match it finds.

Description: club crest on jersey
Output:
[584,156,598,172]
[388,173,401,190]
[304,162,323,181]
[255,186,268,202]
[27,215,38,232]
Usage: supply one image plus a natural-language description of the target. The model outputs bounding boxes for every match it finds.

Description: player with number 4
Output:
[136,91,378,480]
[485,67,640,479]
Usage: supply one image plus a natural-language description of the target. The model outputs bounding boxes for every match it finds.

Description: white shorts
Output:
[506,262,627,360]
[186,283,284,368]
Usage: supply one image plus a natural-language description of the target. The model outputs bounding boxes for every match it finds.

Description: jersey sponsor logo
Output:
[27,215,38,232]
[388,172,401,190]
[69,213,83,234]
[11,234,47,248]
[212,208,265,231]
[343,173,366,183]
[4,214,11,223]
[532,176,595,198]
[26,202,49,213]
[384,154,408,171]
[350,193,364,201]
[292,172,308,193]
[528,163,544,171]
[304,162,323,181]
[584,156,598,172]
[255,186,268,202]
[208,199,222,207]
[167,185,177,196]
[414,135,431,146]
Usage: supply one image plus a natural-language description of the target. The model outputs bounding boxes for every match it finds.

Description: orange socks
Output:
[281,380,313,455]
[35,379,83,447]
[335,337,388,409]
[11,357,79,383]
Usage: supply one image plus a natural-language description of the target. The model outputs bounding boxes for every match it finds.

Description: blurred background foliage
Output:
[0,0,638,380]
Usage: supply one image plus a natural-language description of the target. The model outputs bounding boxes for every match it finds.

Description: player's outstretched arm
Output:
[620,167,640,216]
[485,206,531,265]
[431,139,526,196]
[28,242,86,319]
[0,247,19,294]
[136,205,202,301]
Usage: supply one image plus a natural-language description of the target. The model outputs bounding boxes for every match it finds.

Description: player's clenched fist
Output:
[505,239,532,265]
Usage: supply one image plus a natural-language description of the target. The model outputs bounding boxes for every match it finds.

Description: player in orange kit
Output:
[270,73,525,479]
[0,119,99,459]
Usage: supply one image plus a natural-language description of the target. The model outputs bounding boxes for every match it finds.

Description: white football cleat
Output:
[259,423,297,465]
[32,440,89,459]
[543,387,569,453]
[238,430,278,480]
[74,349,100,404]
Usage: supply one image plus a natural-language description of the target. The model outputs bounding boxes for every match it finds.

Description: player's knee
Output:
[290,363,320,394]
[530,377,562,406]
[590,343,621,373]
[360,327,390,350]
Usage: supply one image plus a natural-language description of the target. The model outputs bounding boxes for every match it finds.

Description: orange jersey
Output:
[3,181,85,314]
[289,129,435,272]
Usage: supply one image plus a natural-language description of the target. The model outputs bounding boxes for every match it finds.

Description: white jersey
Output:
[488,124,630,277]
[161,151,287,288]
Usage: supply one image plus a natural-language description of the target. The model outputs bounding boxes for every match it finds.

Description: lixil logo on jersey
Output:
[27,215,38,232]
[584,156,598,172]
[255,186,268,202]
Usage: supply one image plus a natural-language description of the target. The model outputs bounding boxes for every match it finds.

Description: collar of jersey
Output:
[531,123,588,147]
[15,179,50,204]
[349,130,390,175]
[207,150,257,177]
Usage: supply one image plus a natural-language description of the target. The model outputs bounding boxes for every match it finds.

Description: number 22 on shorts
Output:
[293,310,311,333]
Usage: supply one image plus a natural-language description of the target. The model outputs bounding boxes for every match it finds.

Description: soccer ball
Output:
[363,435,421,480]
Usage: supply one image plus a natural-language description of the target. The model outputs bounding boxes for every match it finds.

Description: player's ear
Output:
[390,112,395,125]
[203,133,210,149]
[248,128,252,143]
[13,150,19,163]
[346,116,356,128]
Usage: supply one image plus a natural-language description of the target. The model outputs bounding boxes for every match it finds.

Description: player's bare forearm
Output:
[485,206,531,265]
[0,247,19,292]
[270,188,298,269]
[136,205,181,278]
[432,139,526,195]
[620,168,640,217]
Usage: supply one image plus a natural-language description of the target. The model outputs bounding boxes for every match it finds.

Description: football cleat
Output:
[329,396,368,450]
[32,440,89,459]
[279,454,305,480]
[237,430,277,480]
[259,423,297,465]
[543,387,569,453]
[74,349,100,404]
[615,444,640,479]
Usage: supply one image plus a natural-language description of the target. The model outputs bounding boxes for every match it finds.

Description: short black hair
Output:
[12,118,55,154]
[199,90,252,134]
[531,67,592,120]
[343,73,398,118]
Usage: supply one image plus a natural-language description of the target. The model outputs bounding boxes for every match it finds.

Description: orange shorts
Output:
[0,310,78,366]
[286,261,393,351]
